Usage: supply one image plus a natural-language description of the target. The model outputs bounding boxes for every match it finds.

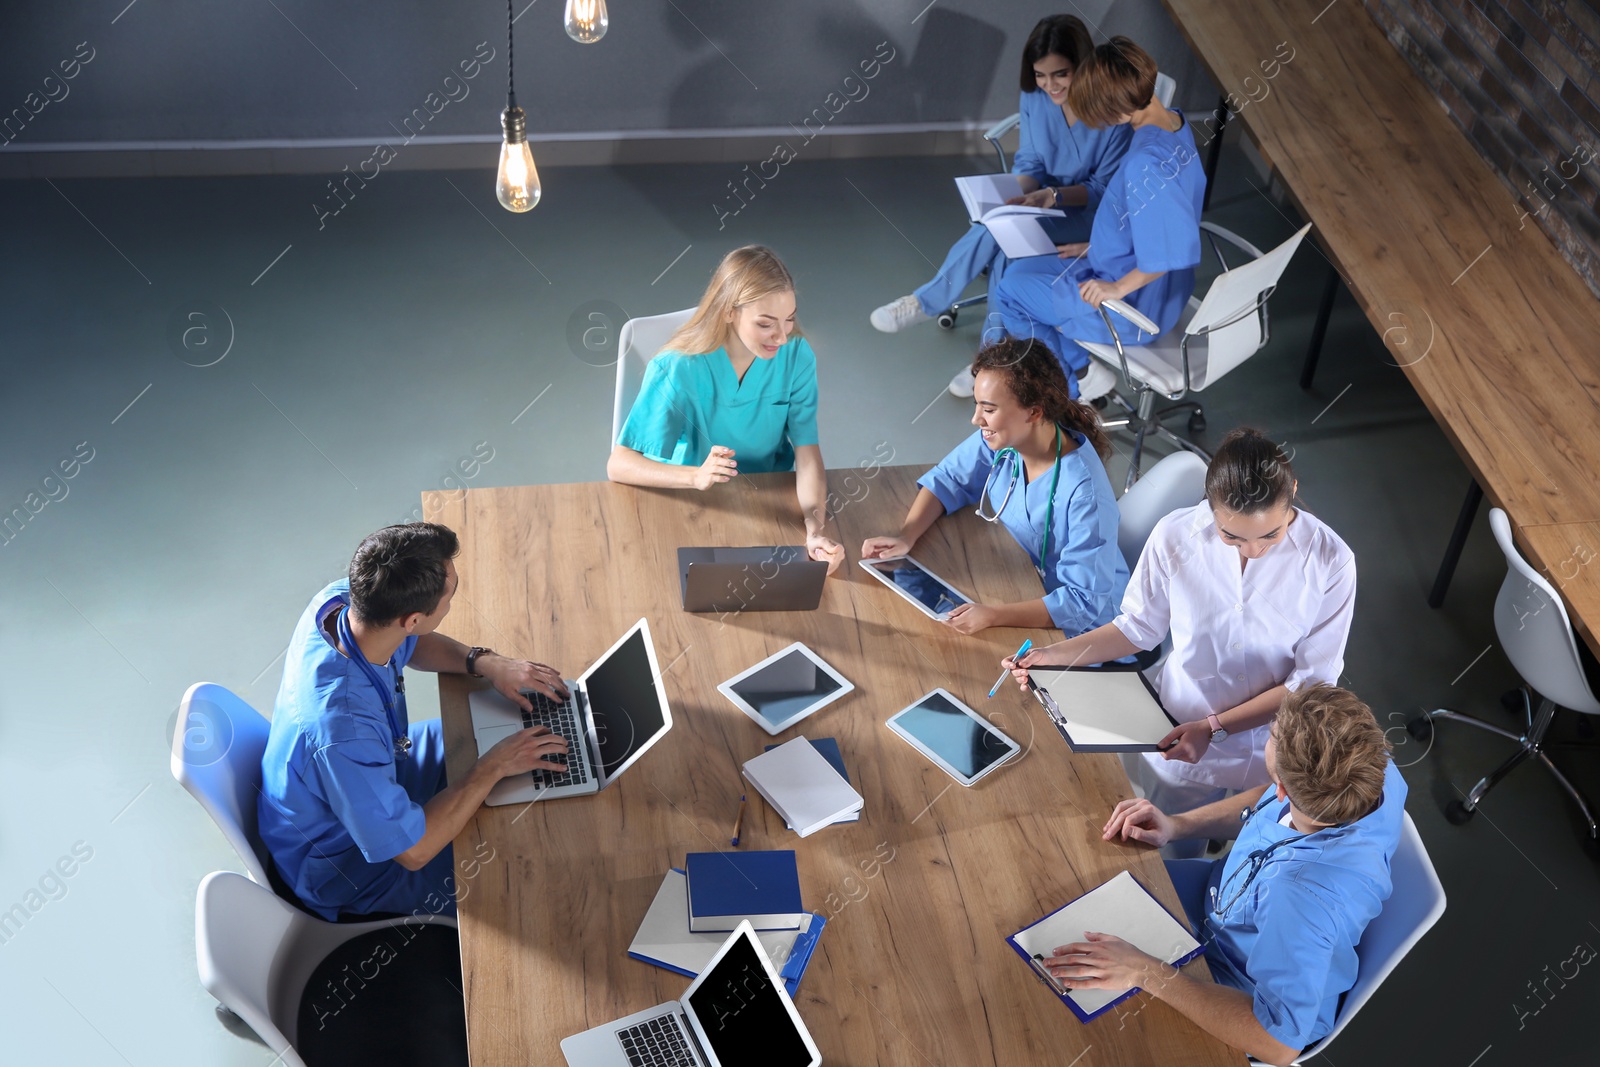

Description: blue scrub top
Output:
[258,580,427,921]
[1013,89,1133,213]
[917,428,1129,635]
[1201,761,1408,1051]
[617,336,821,474]
[1073,111,1206,338]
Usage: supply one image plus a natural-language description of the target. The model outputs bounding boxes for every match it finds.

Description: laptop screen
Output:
[583,626,668,781]
[686,932,815,1066]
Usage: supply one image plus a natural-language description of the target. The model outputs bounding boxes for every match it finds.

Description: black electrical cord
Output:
[506,0,516,109]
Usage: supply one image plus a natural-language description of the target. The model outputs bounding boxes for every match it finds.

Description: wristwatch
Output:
[465,646,492,678]
[1206,713,1228,743]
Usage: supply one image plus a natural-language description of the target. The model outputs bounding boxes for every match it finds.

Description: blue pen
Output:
[988,639,1033,698]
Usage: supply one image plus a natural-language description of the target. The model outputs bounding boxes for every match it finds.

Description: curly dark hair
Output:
[348,522,460,625]
[970,338,1111,460]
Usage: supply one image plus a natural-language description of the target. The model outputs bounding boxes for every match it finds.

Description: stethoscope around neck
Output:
[976,425,1064,580]
[1207,793,1305,920]
[335,604,412,762]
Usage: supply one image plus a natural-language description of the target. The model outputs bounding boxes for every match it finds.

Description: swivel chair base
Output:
[1096,387,1212,493]
[1408,688,1598,840]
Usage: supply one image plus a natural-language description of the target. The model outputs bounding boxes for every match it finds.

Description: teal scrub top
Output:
[618,336,821,473]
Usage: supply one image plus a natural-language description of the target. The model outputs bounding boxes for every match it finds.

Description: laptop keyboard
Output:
[521,690,592,787]
[616,1013,697,1067]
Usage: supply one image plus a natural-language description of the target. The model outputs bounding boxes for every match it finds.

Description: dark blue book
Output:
[685,849,803,933]
[764,736,859,824]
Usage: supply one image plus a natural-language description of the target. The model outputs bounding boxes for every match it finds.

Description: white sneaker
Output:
[1076,360,1117,402]
[947,365,976,398]
[871,295,932,333]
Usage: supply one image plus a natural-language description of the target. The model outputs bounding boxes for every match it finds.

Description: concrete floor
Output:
[1,141,1596,1065]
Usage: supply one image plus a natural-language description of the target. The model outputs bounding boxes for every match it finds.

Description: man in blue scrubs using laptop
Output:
[1031,683,1404,1066]
[259,522,572,921]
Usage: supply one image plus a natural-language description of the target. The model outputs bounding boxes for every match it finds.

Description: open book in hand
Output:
[1028,667,1180,752]
[954,173,1066,258]
[1007,870,1203,1022]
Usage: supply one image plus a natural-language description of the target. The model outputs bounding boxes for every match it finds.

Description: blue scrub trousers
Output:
[351,719,458,919]
[915,212,1094,318]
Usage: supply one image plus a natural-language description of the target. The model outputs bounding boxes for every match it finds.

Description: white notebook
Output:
[1029,668,1179,752]
[1009,870,1203,1021]
[742,736,864,838]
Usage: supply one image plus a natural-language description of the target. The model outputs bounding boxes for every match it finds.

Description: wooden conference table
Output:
[1161,0,1600,656]
[428,467,1243,1067]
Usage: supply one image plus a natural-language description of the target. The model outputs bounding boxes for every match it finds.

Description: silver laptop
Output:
[679,546,827,613]
[468,618,672,805]
[561,922,822,1067]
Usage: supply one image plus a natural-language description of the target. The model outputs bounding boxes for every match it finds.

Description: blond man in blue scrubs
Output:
[608,245,844,571]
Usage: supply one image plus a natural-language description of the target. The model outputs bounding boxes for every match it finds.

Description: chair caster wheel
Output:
[1188,411,1206,434]
[1445,799,1477,825]
[1091,396,1108,410]
[1500,688,1524,715]
[937,312,957,330]
[1405,716,1433,741]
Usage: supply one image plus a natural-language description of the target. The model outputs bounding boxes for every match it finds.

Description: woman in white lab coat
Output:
[1006,428,1356,856]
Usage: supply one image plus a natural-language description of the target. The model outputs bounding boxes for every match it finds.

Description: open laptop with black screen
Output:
[468,618,672,805]
[561,921,821,1067]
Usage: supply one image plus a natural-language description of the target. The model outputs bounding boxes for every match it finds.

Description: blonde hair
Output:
[1272,684,1391,826]
[662,245,800,356]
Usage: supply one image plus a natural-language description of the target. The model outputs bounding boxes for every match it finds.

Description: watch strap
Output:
[466,646,492,678]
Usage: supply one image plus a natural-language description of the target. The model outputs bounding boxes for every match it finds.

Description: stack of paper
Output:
[764,737,859,826]
[742,736,864,838]
[628,869,826,998]
[1007,870,1203,1022]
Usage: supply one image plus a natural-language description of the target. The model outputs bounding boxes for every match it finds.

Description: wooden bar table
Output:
[425,466,1243,1067]
[1161,0,1600,654]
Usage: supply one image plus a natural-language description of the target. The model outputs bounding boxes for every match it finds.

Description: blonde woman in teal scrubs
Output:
[607,245,845,571]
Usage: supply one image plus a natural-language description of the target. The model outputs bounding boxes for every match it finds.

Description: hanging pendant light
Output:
[564,0,608,43]
[496,0,541,212]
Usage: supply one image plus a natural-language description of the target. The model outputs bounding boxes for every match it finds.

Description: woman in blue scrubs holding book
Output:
[608,245,844,571]
[870,16,1132,393]
[991,36,1206,397]
[861,337,1128,637]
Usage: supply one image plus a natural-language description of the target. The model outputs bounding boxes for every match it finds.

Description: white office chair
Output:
[1081,222,1312,491]
[1114,450,1208,570]
[196,871,461,1067]
[940,74,1178,330]
[612,307,695,446]
[1248,811,1446,1065]
[1408,508,1600,838]
[171,681,275,887]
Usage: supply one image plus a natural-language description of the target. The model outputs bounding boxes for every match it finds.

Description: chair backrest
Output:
[1116,451,1209,568]
[196,871,308,1066]
[1489,508,1600,714]
[171,682,274,886]
[612,308,696,446]
[1293,812,1446,1062]
[1154,71,1177,107]
[1185,222,1311,391]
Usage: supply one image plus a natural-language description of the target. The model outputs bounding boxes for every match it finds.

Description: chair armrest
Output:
[1101,298,1160,336]
[1198,221,1266,260]
[982,113,1021,143]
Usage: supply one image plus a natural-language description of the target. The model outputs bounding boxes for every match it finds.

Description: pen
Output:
[989,639,1032,698]
[730,793,747,847]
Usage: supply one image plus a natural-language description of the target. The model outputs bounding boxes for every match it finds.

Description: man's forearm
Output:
[1143,965,1300,1066]
[394,761,500,871]
[1170,784,1270,842]
[409,631,472,673]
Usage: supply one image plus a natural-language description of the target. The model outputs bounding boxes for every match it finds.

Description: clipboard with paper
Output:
[1027,666,1181,752]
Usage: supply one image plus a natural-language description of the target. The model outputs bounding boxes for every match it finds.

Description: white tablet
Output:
[886,688,1020,786]
[718,642,855,736]
[858,555,972,620]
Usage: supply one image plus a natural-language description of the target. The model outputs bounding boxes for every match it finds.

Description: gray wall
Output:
[0,0,1214,147]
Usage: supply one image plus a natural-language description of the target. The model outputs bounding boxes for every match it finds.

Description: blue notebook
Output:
[1006,870,1204,1023]
[764,736,859,825]
[628,869,826,998]
[685,849,804,932]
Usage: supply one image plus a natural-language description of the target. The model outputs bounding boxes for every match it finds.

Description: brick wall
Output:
[1361,0,1600,298]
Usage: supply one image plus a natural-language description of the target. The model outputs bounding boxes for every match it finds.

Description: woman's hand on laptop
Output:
[484,725,570,778]
[480,654,570,707]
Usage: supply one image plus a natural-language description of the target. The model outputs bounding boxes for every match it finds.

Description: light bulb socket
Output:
[501,105,527,145]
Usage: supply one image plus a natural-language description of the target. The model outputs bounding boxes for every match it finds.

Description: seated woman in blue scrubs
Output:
[609,245,844,571]
[861,337,1128,637]
[1043,684,1405,1066]
[991,36,1205,398]
[259,523,572,920]
[870,16,1133,393]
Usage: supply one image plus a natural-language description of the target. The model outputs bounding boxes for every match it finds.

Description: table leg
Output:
[1429,479,1484,609]
[1202,94,1229,213]
[1299,262,1341,390]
